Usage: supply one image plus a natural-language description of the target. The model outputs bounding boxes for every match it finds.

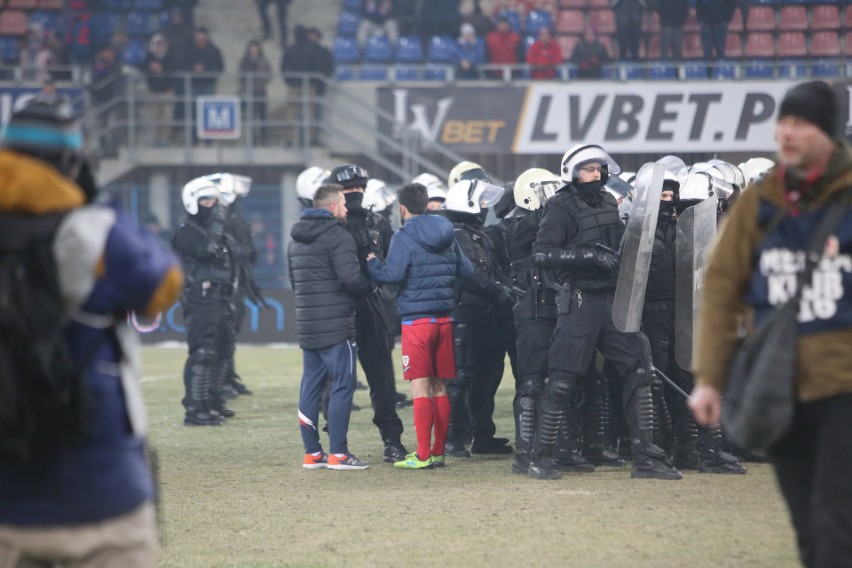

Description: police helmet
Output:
[560,144,620,184]
[740,157,775,187]
[182,176,220,215]
[514,168,560,211]
[447,160,489,189]
[412,172,447,202]
[207,173,252,206]
[329,163,369,190]
[444,179,505,215]
[296,166,330,203]
[363,178,396,212]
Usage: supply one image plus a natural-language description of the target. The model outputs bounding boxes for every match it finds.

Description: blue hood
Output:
[401,214,454,253]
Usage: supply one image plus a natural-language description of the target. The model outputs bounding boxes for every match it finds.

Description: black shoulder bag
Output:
[721,194,850,453]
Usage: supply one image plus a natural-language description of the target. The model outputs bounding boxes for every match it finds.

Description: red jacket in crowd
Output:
[526,38,563,79]
[486,28,520,64]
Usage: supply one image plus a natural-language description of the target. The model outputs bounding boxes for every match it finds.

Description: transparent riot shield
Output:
[612,162,665,332]
[674,195,718,370]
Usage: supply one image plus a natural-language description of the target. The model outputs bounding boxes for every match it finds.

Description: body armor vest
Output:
[453,222,495,310]
[646,220,676,302]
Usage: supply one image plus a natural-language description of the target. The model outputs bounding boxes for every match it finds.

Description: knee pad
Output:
[520,376,546,398]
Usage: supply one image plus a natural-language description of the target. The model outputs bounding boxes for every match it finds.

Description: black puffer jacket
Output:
[287,209,373,349]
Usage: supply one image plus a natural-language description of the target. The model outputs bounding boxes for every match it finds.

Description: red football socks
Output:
[413,397,433,461]
[431,394,450,456]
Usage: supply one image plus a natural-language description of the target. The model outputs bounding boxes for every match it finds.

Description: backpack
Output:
[0,212,89,464]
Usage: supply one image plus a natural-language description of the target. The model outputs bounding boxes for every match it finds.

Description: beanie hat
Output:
[778,81,838,139]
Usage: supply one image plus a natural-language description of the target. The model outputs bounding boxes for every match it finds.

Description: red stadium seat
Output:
[846,7,852,31]
[37,0,64,8]
[810,31,840,57]
[728,8,744,32]
[778,6,807,32]
[597,34,615,58]
[684,8,699,33]
[0,11,27,35]
[7,0,37,8]
[746,6,776,32]
[682,32,703,59]
[811,5,840,31]
[744,32,775,58]
[639,34,661,59]
[589,0,609,8]
[641,10,660,33]
[777,32,807,58]
[846,32,852,56]
[557,10,586,34]
[559,0,588,8]
[724,33,743,58]
[589,9,616,34]
[558,34,580,58]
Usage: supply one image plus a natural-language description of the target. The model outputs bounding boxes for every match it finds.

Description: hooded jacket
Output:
[368,213,474,320]
[288,209,373,350]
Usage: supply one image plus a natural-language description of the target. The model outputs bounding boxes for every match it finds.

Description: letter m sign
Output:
[197,96,241,140]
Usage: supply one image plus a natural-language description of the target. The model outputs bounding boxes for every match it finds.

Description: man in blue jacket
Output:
[368,183,474,469]
[288,184,375,471]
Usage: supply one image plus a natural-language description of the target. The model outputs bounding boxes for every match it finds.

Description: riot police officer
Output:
[443,175,515,456]
[529,144,682,480]
[327,163,407,462]
[172,177,236,426]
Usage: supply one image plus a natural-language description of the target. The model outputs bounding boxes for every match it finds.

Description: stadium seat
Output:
[810,31,840,56]
[777,32,807,57]
[8,0,36,8]
[682,61,709,79]
[778,6,808,31]
[363,34,394,63]
[641,10,660,33]
[37,0,64,8]
[396,35,424,63]
[29,10,60,31]
[811,59,841,78]
[134,0,164,10]
[359,66,389,81]
[527,9,554,34]
[646,62,677,80]
[684,8,700,33]
[598,35,615,58]
[124,39,146,66]
[523,34,536,55]
[126,13,154,37]
[746,6,776,31]
[558,35,580,59]
[496,10,522,33]
[427,35,456,63]
[589,9,616,34]
[557,10,585,35]
[423,65,449,81]
[0,36,20,62]
[620,62,643,80]
[724,33,743,58]
[589,0,609,7]
[811,4,840,31]
[777,59,809,79]
[0,11,28,36]
[335,66,356,81]
[90,12,123,46]
[712,60,738,79]
[744,32,775,57]
[333,36,360,63]
[639,34,661,59]
[846,7,852,31]
[342,0,361,8]
[778,0,809,5]
[559,0,588,7]
[750,0,778,5]
[728,8,744,33]
[103,0,131,8]
[337,11,360,38]
[682,32,703,59]
[743,60,775,78]
[394,67,420,81]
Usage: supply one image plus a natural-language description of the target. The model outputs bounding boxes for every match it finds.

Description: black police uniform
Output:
[172,205,236,425]
[529,182,680,480]
[343,199,406,453]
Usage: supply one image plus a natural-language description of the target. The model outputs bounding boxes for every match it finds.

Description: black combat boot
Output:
[582,387,625,467]
[383,438,408,463]
[553,411,594,473]
[512,395,536,474]
[626,378,681,480]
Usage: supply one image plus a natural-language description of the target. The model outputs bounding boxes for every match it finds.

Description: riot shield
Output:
[674,195,718,370]
[613,162,665,332]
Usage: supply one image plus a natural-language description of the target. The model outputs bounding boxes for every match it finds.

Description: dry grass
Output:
[142,347,798,568]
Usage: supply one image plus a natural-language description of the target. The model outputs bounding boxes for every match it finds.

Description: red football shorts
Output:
[400,316,456,381]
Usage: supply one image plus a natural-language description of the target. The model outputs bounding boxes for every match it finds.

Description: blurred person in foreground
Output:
[690,81,852,568]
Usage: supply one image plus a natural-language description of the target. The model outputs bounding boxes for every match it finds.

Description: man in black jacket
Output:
[281,26,333,146]
[288,184,374,471]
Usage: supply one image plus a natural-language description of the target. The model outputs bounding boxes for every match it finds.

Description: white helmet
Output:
[445,179,505,215]
[618,171,637,186]
[207,173,252,206]
[363,178,396,212]
[680,171,714,202]
[560,144,621,184]
[740,157,775,186]
[182,176,220,215]
[448,160,489,189]
[690,162,735,201]
[296,166,330,202]
[412,172,447,201]
[708,159,745,191]
[514,168,560,211]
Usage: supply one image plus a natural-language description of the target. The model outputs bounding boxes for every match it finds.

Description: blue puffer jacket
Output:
[368,213,474,320]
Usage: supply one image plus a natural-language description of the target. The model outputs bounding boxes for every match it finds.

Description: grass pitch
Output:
[142,346,798,568]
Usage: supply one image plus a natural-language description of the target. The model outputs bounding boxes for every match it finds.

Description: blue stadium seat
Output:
[396,35,424,63]
[712,60,738,79]
[776,58,809,79]
[103,0,132,9]
[682,61,708,79]
[424,65,449,80]
[126,13,155,37]
[342,0,361,8]
[750,0,777,5]
[29,11,60,31]
[337,11,361,38]
[427,35,456,63]
[810,59,841,78]
[778,0,808,4]
[394,67,420,81]
[336,66,356,81]
[523,34,536,56]
[364,34,394,63]
[134,0,164,10]
[743,59,775,78]
[526,9,554,34]
[333,36,360,63]
[90,12,123,46]
[646,62,677,80]
[620,62,643,80]
[496,10,522,33]
[124,39,146,65]
[0,37,20,63]
[360,66,389,81]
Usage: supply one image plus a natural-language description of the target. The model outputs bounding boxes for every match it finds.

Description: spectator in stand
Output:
[281,26,334,147]
[422,0,461,40]
[396,0,424,37]
[461,0,495,37]
[239,40,273,145]
[109,31,130,65]
[357,0,399,49]
[19,26,54,83]
[189,28,224,97]
[144,33,177,147]
[658,0,688,60]
[164,7,193,73]
[65,5,94,70]
[571,27,610,79]
[255,0,292,47]
[695,0,735,60]
[526,27,562,80]
[455,23,482,80]
[612,0,645,61]
[486,16,520,79]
